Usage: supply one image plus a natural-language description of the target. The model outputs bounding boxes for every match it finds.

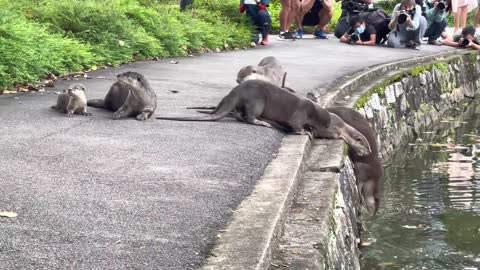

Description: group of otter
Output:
[51,56,383,214]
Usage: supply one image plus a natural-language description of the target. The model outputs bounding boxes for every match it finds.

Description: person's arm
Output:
[406,5,422,30]
[388,4,401,30]
[359,34,376,45]
[469,40,480,50]
[442,35,460,47]
[340,33,351,43]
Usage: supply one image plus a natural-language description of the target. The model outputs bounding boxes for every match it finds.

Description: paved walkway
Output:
[0,35,452,269]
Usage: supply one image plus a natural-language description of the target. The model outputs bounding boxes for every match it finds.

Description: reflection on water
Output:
[361,102,480,270]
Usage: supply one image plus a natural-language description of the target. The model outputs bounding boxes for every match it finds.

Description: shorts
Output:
[302,0,324,26]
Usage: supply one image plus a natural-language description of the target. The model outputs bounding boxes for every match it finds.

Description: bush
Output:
[0,0,253,90]
[0,10,95,88]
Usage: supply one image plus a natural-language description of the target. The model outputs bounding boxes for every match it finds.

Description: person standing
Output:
[451,0,477,32]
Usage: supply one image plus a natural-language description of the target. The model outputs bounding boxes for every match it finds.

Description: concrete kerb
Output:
[200,50,472,270]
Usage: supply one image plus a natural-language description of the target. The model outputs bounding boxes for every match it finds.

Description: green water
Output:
[361,103,480,270]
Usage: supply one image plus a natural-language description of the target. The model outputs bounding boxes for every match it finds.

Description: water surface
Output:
[361,102,480,270]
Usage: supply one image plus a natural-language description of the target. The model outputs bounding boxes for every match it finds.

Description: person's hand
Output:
[467,39,474,47]
[395,10,402,18]
[356,40,363,45]
[239,3,247,13]
[406,14,414,27]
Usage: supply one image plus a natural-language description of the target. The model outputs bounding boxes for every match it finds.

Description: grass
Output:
[0,0,253,90]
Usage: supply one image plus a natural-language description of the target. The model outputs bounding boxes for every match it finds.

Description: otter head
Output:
[117,71,147,89]
[313,113,371,156]
[236,65,266,84]
[306,92,320,103]
[66,83,86,98]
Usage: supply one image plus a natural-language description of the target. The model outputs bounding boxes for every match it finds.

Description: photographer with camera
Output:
[442,26,480,49]
[423,0,452,45]
[339,14,390,45]
[387,0,428,49]
[334,0,374,38]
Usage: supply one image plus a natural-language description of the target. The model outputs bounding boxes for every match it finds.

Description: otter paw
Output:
[82,112,93,116]
[136,114,148,121]
[65,113,75,118]
[112,112,121,120]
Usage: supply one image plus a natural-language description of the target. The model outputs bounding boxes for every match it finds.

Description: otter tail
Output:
[186,106,217,110]
[156,93,238,121]
[87,99,105,109]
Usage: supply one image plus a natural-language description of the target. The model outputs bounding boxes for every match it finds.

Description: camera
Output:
[397,10,414,24]
[459,38,471,47]
[347,28,360,43]
[437,1,446,11]
[341,0,369,12]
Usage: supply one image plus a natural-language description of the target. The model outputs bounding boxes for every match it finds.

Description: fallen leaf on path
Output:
[402,225,417,229]
[169,90,179,93]
[91,65,98,71]
[170,60,179,64]
[0,212,17,218]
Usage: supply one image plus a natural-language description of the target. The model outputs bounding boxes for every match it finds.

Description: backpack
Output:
[362,9,391,43]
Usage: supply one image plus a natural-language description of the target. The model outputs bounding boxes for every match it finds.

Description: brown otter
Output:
[87,71,157,121]
[51,83,92,117]
[315,107,383,214]
[156,80,331,136]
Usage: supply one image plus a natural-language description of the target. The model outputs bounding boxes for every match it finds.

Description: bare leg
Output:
[295,0,315,30]
[453,12,460,32]
[318,0,333,30]
[459,6,468,29]
[280,0,292,32]
[475,8,480,28]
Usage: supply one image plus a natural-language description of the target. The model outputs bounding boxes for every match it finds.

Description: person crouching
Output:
[240,0,272,45]
[387,0,428,49]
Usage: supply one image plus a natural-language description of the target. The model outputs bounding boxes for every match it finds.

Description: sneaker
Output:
[428,39,442,46]
[277,31,296,41]
[261,36,269,45]
[407,40,420,50]
[295,28,304,39]
[313,29,328,39]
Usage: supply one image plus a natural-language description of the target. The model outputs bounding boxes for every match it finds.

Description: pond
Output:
[361,101,480,270]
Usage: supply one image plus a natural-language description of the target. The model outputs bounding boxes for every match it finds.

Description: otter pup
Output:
[87,71,157,121]
[51,83,92,117]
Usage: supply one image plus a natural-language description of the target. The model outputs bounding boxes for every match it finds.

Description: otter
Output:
[51,83,92,117]
[157,80,331,136]
[236,56,288,88]
[315,107,383,214]
[87,71,157,121]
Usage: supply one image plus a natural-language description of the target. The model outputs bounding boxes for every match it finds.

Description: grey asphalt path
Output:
[0,35,452,270]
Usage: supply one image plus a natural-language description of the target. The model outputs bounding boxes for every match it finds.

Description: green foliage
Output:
[0,9,95,88]
[0,0,252,89]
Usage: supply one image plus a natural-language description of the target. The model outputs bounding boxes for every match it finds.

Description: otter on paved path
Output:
[316,107,383,215]
[51,83,92,118]
[157,80,330,135]
[87,71,157,121]
[236,56,288,88]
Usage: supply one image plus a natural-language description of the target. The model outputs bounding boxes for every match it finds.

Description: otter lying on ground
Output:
[87,71,157,121]
[157,80,330,136]
[51,83,92,118]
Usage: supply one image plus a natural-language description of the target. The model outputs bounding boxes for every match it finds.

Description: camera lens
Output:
[398,13,407,24]
[462,38,470,46]
[437,2,446,10]
[351,34,359,42]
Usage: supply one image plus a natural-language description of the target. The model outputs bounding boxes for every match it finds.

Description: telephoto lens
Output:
[437,1,446,11]
[350,33,359,42]
[398,13,407,24]
[462,38,471,46]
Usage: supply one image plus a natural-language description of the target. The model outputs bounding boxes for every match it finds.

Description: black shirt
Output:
[359,24,376,42]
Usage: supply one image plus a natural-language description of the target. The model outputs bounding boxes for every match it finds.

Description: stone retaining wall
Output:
[270,51,479,269]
